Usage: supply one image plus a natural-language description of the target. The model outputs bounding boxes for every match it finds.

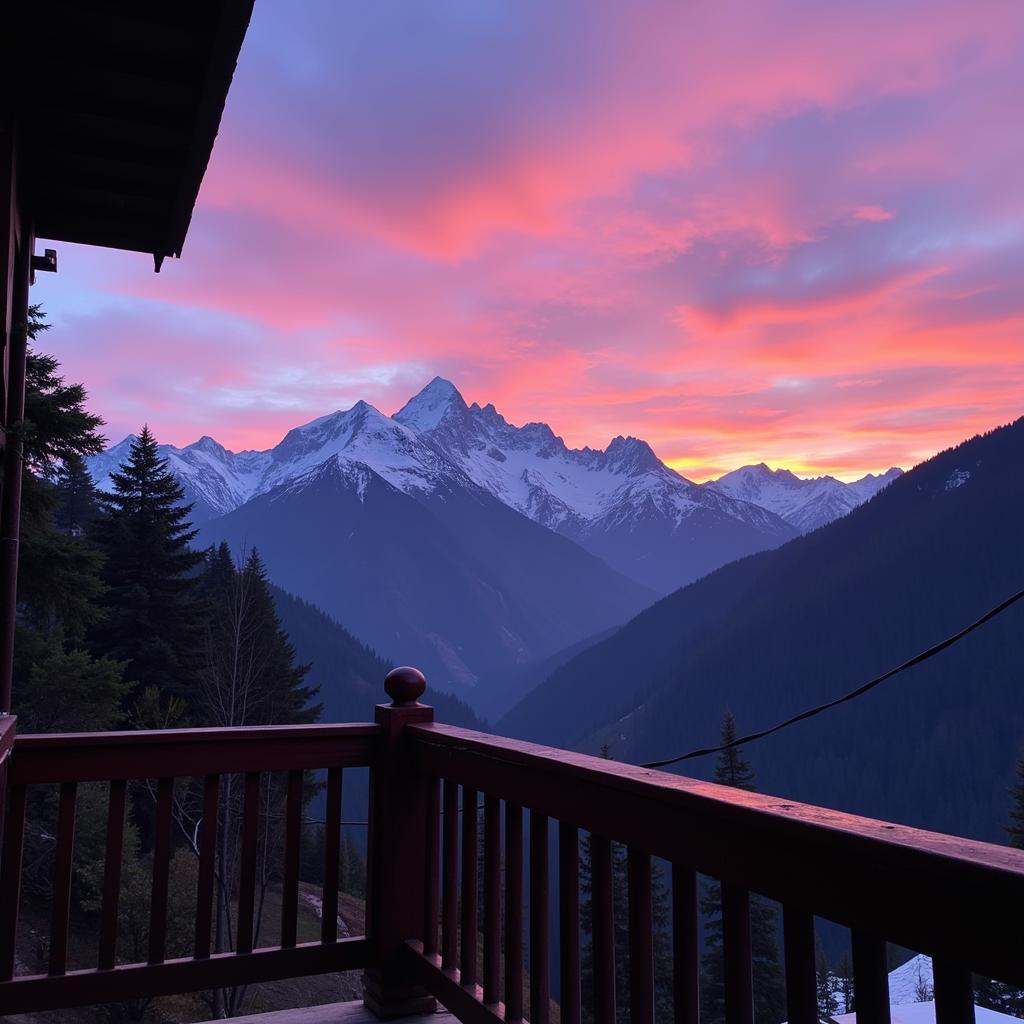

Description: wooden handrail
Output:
[407,721,1024,988]
[8,722,380,783]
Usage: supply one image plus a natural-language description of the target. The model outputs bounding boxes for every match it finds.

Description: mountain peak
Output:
[190,435,230,457]
[604,435,661,473]
[394,377,467,432]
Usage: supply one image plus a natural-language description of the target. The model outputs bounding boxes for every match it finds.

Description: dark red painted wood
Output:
[148,776,174,965]
[483,794,501,1004]
[505,802,524,1021]
[49,781,78,976]
[407,723,1024,986]
[281,768,303,948]
[628,848,654,1024]
[361,692,435,1019]
[591,834,616,1024]
[783,906,818,1024]
[530,811,550,1024]
[672,864,699,1024]
[559,821,581,1024]
[721,882,754,1024]
[461,786,479,987]
[236,771,261,955]
[400,941,510,1024]
[321,766,342,944]
[0,781,27,980]
[193,773,219,959]
[425,775,441,958]
[442,778,460,969]
[934,959,975,1024]
[10,723,379,784]
[852,931,891,1024]
[0,937,369,1014]
[99,778,128,970]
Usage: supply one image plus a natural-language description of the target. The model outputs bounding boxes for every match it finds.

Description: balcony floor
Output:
[206,1000,455,1024]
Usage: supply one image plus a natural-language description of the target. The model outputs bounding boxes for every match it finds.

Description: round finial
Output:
[384,666,426,706]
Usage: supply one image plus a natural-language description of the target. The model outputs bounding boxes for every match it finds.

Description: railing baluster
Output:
[934,959,975,1024]
[783,906,817,1024]
[628,848,654,1024]
[559,821,581,1024]
[237,771,261,954]
[442,778,459,969]
[48,781,78,976]
[852,931,891,1024]
[321,766,342,943]
[530,810,550,1024]
[672,864,699,1024]
[460,785,478,987]
[0,782,26,980]
[99,778,127,969]
[484,793,501,1003]
[281,768,303,948]
[591,834,616,1024]
[505,801,524,1021]
[722,882,754,1024]
[148,776,174,965]
[194,773,219,959]
[424,775,440,958]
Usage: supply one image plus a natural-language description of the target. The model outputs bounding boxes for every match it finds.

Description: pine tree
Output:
[835,951,854,1013]
[714,710,755,790]
[91,426,204,706]
[1005,755,1024,849]
[816,933,839,1017]
[701,711,786,1024]
[12,308,124,728]
[53,453,100,537]
[191,543,320,1016]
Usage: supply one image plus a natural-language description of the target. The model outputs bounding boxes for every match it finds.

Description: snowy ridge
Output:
[87,378,902,589]
[394,379,784,537]
[707,462,902,533]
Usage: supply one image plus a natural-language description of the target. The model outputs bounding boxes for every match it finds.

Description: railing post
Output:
[363,667,437,1019]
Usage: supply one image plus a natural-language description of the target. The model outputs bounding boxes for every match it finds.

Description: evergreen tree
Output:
[714,710,755,790]
[701,712,786,1024]
[91,426,204,705]
[835,952,854,1013]
[12,308,124,729]
[191,543,319,1016]
[816,934,839,1017]
[196,543,319,728]
[1005,755,1024,849]
[53,453,100,537]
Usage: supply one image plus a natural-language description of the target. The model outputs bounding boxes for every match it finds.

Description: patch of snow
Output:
[945,468,971,491]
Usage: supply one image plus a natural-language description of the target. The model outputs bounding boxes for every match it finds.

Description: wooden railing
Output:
[2,667,1024,1022]
[0,719,377,1014]
[401,720,1024,1024]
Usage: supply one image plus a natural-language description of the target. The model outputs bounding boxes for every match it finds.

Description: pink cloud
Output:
[33,0,1024,484]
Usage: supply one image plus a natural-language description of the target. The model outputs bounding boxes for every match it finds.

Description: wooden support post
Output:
[363,667,436,1019]
[0,219,31,715]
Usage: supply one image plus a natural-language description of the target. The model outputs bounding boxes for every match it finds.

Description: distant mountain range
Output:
[88,378,901,695]
[707,463,902,533]
[498,417,1024,842]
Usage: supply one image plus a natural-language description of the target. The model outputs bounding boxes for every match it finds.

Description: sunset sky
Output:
[37,1,1024,481]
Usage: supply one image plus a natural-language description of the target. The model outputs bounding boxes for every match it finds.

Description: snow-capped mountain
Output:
[86,378,909,692]
[87,378,897,593]
[394,378,797,592]
[707,462,902,533]
[88,399,459,523]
